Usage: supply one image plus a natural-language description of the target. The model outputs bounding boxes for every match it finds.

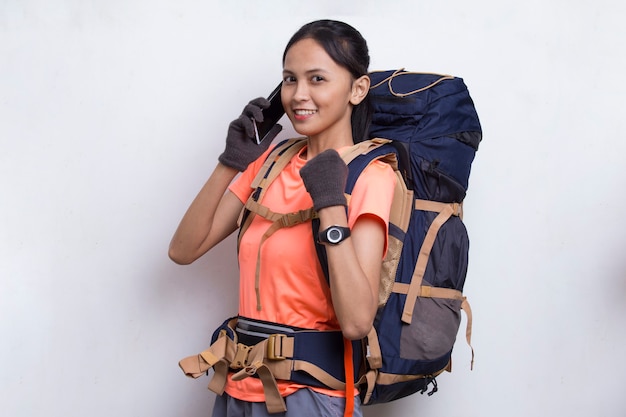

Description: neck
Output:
[304,127,354,159]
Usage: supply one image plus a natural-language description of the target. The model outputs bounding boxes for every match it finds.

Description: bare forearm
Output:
[318,207,381,340]
[169,163,240,264]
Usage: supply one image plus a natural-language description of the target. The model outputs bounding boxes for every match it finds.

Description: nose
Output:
[292,81,310,102]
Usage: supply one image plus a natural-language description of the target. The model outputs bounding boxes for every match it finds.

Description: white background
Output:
[2,1,625,416]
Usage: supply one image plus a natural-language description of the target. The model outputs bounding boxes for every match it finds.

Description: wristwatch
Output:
[318,225,351,245]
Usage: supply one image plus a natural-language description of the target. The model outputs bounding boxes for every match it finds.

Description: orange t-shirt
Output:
[226,142,396,401]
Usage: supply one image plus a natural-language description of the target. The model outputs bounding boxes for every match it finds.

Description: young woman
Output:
[169,20,396,417]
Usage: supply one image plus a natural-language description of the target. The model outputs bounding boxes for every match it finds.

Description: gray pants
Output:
[211,389,364,417]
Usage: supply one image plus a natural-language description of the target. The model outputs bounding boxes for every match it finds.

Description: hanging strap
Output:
[461,298,475,370]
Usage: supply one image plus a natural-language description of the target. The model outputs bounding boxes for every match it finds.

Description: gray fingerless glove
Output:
[218,97,283,171]
[299,149,348,211]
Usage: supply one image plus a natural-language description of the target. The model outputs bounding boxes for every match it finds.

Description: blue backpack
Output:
[353,69,482,404]
[178,69,481,412]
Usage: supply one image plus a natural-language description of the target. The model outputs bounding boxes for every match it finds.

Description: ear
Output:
[350,75,370,105]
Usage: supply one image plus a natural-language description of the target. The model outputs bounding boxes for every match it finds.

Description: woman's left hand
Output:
[299,149,348,211]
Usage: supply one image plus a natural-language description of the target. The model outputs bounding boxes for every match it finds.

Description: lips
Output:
[293,109,317,121]
[294,109,317,116]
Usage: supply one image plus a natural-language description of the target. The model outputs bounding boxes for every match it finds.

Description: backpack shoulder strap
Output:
[237,138,308,241]
[315,139,414,288]
[236,137,311,311]
[250,138,307,191]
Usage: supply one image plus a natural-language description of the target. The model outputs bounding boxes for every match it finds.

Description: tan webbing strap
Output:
[250,138,307,190]
[461,298,475,370]
[231,340,287,414]
[256,364,287,413]
[244,199,316,225]
[359,327,383,405]
[179,323,239,395]
[238,138,308,246]
[178,332,234,378]
[361,370,378,405]
[401,200,461,324]
[393,282,464,300]
[389,171,414,232]
[207,360,229,395]
[291,361,346,390]
[413,199,462,216]
[252,206,316,310]
[365,327,382,369]
[339,137,391,163]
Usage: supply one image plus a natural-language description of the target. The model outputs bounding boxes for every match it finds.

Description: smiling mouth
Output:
[294,109,317,116]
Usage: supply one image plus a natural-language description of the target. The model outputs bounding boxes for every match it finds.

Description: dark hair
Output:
[282,20,372,143]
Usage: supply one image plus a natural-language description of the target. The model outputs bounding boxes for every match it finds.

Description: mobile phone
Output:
[253,82,285,144]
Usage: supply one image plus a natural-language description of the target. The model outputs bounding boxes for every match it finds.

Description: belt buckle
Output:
[267,334,287,360]
[233,343,252,368]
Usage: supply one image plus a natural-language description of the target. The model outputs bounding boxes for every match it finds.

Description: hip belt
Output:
[178,316,363,414]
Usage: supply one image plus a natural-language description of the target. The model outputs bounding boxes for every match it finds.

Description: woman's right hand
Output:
[218,97,282,171]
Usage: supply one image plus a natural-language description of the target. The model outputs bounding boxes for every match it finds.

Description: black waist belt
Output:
[233,316,362,388]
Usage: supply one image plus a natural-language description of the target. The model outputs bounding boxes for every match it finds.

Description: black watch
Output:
[318,225,351,245]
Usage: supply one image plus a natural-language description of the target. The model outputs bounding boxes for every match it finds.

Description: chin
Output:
[293,124,322,138]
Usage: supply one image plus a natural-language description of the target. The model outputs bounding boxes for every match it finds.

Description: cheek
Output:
[316,89,346,109]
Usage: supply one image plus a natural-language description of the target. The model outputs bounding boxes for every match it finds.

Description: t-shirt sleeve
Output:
[347,160,397,255]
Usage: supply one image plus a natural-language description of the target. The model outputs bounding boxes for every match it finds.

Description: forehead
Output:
[283,38,342,73]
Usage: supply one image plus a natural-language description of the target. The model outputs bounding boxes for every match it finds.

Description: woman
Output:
[169,20,396,417]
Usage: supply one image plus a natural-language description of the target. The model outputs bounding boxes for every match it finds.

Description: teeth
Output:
[295,109,316,115]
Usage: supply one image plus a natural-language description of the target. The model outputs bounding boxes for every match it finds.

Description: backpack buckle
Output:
[266,334,287,360]
[233,343,252,368]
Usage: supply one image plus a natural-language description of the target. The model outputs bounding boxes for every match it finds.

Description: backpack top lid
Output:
[368,69,482,197]
[369,69,482,148]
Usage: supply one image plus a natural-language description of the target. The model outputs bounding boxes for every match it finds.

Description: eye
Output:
[311,75,325,83]
[283,75,296,84]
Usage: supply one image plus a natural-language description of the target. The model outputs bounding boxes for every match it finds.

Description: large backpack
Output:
[355,69,481,404]
[178,69,481,411]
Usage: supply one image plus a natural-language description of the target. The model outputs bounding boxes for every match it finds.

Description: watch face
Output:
[327,227,343,243]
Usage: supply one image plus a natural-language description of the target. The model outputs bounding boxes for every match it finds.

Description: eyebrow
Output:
[282,68,330,75]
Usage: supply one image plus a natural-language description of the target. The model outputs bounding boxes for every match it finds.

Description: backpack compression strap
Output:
[393,199,475,369]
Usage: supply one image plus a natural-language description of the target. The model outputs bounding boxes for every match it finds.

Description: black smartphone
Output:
[253,82,285,144]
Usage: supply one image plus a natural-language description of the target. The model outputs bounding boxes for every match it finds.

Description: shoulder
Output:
[357,158,397,187]
[347,158,396,226]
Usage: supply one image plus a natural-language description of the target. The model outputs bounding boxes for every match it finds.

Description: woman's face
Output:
[281,38,356,141]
